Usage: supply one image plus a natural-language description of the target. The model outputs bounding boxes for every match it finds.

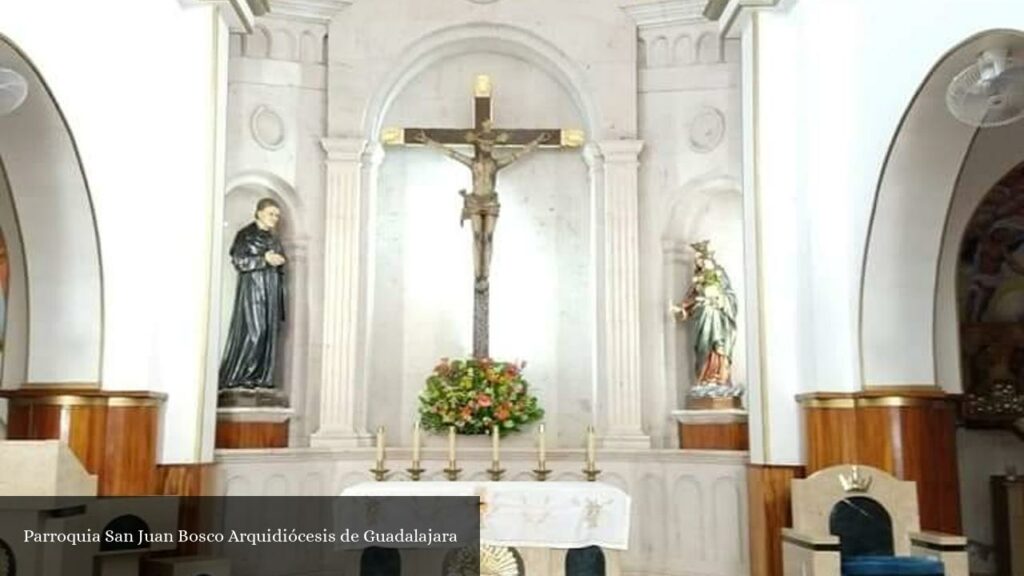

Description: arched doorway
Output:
[954,160,1024,425]
[0,36,103,394]
[862,29,1024,573]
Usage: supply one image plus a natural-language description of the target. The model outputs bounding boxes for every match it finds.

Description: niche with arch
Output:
[369,48,593,448]
[219,177,309,420]
[662,178,744,407]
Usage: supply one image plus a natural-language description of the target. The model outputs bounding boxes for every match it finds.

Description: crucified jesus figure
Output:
[415,119,550,290]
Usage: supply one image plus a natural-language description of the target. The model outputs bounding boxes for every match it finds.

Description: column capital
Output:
[582,142,605,168]
[362,141,386,167]
[620,0,710,29]
[268,0,351,23]
[321,137,368,162]
[706,0,790,39]
[596,139,645,163]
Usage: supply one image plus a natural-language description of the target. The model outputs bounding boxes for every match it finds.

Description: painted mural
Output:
[958,160,1024,422]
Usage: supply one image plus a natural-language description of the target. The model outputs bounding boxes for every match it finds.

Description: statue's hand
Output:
[669,301,687,320]
[265,251,286,266]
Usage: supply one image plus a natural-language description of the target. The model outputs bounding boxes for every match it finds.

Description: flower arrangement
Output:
[419,357,544,435]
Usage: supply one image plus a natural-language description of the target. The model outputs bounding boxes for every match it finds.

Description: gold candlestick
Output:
[487,460,506,481]
[406,462,425,481]
[371,460,389,481]
[443,460,462,481]
[532,462,552,481]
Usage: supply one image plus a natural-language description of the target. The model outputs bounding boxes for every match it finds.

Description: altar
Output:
[342,481,630,576]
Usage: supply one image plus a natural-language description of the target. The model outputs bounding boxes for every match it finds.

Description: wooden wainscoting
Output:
[1,389,165,496]
[748,464,805,576]
[674,409,749,450]
[215,420,289,449]
[798,388,961,534]
[679,422,749,450]
[156,464,210,497]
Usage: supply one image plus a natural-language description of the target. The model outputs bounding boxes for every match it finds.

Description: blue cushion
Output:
[842,556,944,576]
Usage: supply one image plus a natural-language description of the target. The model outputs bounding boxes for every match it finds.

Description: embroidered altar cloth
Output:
[341,481,631,550]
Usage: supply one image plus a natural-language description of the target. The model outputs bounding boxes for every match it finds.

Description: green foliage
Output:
[419,357,544,435]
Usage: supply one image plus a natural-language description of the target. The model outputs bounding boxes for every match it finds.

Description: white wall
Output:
[741,0,1024,464]
[0,1,229,463]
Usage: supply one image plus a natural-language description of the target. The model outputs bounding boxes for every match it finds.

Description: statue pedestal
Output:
[671,409,748,451]
[216,407,293,449]
[685,395,744,410]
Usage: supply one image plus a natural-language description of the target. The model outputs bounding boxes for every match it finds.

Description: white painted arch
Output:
[327,0,638,140]
[861,29,1024,390]
[0,34,103,386]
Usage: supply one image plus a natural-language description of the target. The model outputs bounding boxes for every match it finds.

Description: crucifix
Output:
[382,74,584,359]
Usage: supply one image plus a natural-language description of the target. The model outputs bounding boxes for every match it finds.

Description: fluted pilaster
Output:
[311,137,375,447]
[594,140,650,449]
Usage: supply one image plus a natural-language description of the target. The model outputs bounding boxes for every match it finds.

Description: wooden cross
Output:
[382,74,584,359]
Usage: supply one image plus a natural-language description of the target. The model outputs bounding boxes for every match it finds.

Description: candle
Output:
[586,425,596,469]
[448,426,456,465]
[376,426,385,464]
[538,423,546,465]
[492,425,500,462]
[412,420,421,464]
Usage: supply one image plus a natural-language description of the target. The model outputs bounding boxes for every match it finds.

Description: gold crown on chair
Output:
[839,466,873,493]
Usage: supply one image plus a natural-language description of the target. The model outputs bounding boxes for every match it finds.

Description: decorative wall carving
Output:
[236,20,326,63]
[637,26,729,70]
[250,105,287,151]
[688,106,725,153]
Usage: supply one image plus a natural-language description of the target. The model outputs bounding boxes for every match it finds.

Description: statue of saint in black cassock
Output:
[219,198,286,390]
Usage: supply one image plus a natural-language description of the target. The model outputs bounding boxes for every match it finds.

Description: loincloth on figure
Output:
[459,190,500,224]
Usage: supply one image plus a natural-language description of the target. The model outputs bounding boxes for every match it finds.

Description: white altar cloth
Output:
[342,481,631,550]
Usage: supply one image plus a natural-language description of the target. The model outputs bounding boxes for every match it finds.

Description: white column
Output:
[311,137,372,447]
[597,140,650,449]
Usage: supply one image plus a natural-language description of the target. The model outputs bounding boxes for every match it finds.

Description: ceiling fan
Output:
[947,48,1024,128]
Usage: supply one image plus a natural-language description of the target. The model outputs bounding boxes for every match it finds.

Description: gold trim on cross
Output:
[381,74,584,149]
